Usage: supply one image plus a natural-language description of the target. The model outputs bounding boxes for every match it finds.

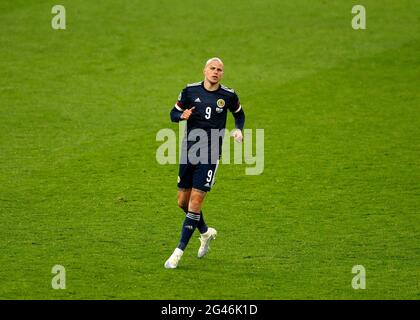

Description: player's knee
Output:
[188,198,203,213]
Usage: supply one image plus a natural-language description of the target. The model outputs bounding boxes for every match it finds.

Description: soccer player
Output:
[164,57,245,269]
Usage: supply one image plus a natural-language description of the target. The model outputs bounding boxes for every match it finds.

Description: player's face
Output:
[204,61,224,84]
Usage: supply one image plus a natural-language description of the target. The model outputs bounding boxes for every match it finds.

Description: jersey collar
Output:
[201,81,221,93]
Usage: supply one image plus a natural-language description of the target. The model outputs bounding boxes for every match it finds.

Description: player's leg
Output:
[165,164,193,269]
[188,187,206,212]
[178,188,208,234]
[165,161,217,268]
[174,187,206,254]
[192,162,219,258]
[165,188,206,269]
[177,188,191,213]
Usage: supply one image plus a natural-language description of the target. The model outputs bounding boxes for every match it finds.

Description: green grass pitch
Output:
[0,0,419,299]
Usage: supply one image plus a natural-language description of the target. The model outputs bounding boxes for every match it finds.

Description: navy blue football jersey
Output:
[172,81,243,163]
[174,81,242,132]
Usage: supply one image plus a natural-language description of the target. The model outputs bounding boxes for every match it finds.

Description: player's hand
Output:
[181,106,195,120]
[231,128,243,143]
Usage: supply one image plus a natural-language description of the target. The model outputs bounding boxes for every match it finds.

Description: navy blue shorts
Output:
[177,160,220,192]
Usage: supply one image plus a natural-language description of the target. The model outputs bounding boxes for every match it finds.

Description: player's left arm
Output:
[230,94,245,142]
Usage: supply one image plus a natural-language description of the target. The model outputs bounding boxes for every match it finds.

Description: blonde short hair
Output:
[205,57,224,67]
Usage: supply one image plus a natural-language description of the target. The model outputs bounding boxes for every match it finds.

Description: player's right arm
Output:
[170,87,195,122]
